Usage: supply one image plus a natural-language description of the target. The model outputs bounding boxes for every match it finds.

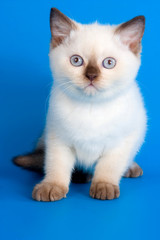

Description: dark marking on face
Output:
[84,60,100,81]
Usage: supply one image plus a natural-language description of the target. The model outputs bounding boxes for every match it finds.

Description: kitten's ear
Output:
[115,16,145,55]
[50,8,77,48]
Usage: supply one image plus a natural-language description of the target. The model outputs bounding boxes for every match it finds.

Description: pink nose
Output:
[85,73,98,81]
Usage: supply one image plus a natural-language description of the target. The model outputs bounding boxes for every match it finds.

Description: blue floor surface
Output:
[0,0,160,239]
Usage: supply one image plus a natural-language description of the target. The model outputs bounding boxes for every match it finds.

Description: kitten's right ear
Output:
[50,8,77,48]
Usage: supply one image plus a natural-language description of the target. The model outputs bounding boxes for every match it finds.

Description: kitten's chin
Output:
[83,85,98,96]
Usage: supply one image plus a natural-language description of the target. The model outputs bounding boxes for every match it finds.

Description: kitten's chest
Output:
[63,106,109,142]
[52,95,129,146]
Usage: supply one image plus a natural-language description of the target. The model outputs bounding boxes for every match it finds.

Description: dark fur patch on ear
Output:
[116,16,145,33]
[50,8,77,48]
[115,16,145,55]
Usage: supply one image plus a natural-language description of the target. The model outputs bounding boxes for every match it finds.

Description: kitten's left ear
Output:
[115,16,145,55]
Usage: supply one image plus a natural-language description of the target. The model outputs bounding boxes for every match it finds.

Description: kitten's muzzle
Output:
[84,63,100,82]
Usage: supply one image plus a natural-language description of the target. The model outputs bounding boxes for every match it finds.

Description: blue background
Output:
[0,0,160,239]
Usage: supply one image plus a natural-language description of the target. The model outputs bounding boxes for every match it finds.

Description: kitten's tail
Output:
[13,149,92,183]
[13,149,44,173]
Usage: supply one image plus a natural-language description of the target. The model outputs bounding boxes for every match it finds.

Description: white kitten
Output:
[14,8,147,201]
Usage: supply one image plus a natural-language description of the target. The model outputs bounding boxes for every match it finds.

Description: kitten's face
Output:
[49,9,145,99]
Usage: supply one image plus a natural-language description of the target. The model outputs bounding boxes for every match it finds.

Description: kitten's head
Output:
[49,8,145,100]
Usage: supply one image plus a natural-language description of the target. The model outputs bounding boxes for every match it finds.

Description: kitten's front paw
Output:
[90,182,120,200]
[32,182,68,202]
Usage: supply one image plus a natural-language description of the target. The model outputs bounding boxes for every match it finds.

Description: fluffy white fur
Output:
[34,11,147,200]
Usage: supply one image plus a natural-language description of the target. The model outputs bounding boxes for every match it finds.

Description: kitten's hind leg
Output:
[123,162,143,178]
[13,149,44,173]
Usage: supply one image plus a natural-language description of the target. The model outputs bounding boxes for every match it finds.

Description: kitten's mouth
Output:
[84,83,98,90]
[82,82,99,96]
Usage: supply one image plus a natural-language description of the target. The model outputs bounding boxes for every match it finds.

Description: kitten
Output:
[13,8,147,201]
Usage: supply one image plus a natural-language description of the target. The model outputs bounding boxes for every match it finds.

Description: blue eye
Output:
[102,57,116,69]
[70,55,84,67]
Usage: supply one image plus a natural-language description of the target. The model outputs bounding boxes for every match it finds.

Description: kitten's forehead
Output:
[69,23,118,59]
[78,23,115,37]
